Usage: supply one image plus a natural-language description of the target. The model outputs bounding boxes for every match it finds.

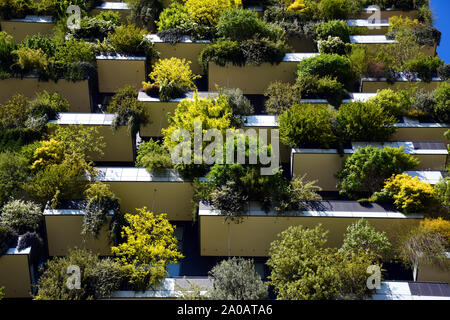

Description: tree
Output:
[267,224,376,300]
[264,81,302,115]
[341,218,391,260]
[0,151,28,205]
[208,257,268,300]
[0,199,42,235]
[35,248,123,300]
[336,146,419,199]
[111,208,184,290]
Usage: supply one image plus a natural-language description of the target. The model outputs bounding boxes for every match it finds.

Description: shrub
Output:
[145,58,199,102]
[135,139,172,172]
[30,139,64,171]
[106,24,153,56]
[0,94,30,130]
[0,199,42,235]
[366,89,412,118]
[279,104,336,148]
[199,40,245,71]
[264,81,302,115]
[404,54,444,83]
[411,89,435,117]
[297,54,353,88]
[0,151,28,205]
[434,178,449,211]
[219,87,254,125]
[348,44,368,79]
[0,225,17,257]
[433,82,450,123]
[341,218,391,259]
[240,38,289,66]
[184,0,242,26]
[336,146,419,198]
[12,47,48,76]
[107,85,148,134]
[296,75,347,107]
[208,257,268,300]
[438,64,450,81]
[111,208,183,290]
[17,231,43,252]
[0,31,16,77]
[35,248,123,300]
[29,91,69,120]
[157,2,190,31]
[317,36,348,55]
[336,101,397,142]
[420,217,450,248]
[317,0,363,20]
[316,20,350,43]
[373,174,437,214]
[69,11,122,41]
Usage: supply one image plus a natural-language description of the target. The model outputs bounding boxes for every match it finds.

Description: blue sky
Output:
[431,0,450,62]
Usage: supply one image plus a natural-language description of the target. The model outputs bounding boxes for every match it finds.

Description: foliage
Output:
[410,88,435,118]
[12,47,49,77]
[107,85,148,135]
[0,151,28,205]
[125,0,162,29]
[316,20,350,43]
[0,286,4,300]
[317,36,349,55]
[0,225,17,257]
[111,208,183,290]
[264,81,302,115]
[297,54,353,88]
[135,139,172,172]
[106,24,154,56]
[279,104,336,148]
[420,218,450,248]
[403,54,444,83]
[17,231,43,253]
[367,89,412,119]
[336,101,397,142]
[267,224,376,300]
[434,178,450,212]
[296,75,348,107]
[432,82,450,123]
[29,91,69,120]
[348,44,368,79]
[239,37,289,66]
[184,0,242,26]
[0,199,42,235]
[157,2,190,31]
[341,218,391,260]
[35,248,123,300]
[336,146,419,198]
[30,139,64,171]
[0,94,30,130]
[199,40,244,71]
[372,174,438,214]
[316,0,363,20]
[0,31,15,77]
[208,257,268,300]
[218,87,254,125]
[145,58,199,102]
[68,11,122,41]
[438,64,450,81]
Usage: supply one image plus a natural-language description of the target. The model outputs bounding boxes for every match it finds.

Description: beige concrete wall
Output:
[355,10,419,20]
[0,78,91,113]
[0,254,31,298]
[361,80,441,93]
[107,181,194,221]
[287,36,317,53]
[417,259,450,283]
[97,58,146,93]
[208,61,298,94]
[153,42,208,75]
[45,215,112,256]
[0,20,54,42]
[140,100,178,137]
[393,127,450,145]
[292,152,447,191]
[200,215,421,256]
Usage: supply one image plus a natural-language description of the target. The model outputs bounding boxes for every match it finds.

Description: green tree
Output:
[35,248,123,300]
[336,146,419,198]
[0,151,28,205]
[0,199,42,235]
[341,218,391,260]
[111,208,184,290]
[267,224,376,300]
[264,81,302,115]
[208,257,268,300]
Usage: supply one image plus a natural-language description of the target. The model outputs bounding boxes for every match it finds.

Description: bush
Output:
[29,91,69,120]
[373,173,437,214]
[296,75,347,107]
[240,38,289,66]
[336,101,397,142]
[279,104,336,148]
[264,81,302,115]
[433,82,450,123]
[0,94,30,130]
[0,31,16,77]
[106,24,153,56]
[0,199,42,235]
[157,2,190,31]
[199,40,245,71]
[404,54,444,83]
[208,257,268,300]
[348,44,368,79]
[184,0,242,26]
[35,248,123,300]
[219,87,254,125]
[420,217,450,248]
[366,89,412,118]
[125,0,162,29]
[68,11,122,41]
[336,146,419,198]
[0,151,28,205]
[317,0,363,20]
[107,85,148,134]
[316,20,350,43]
[438,64,450,81]
[145,58,199,102]
[0,225,17,257]
[297,54,353,88]
[17,231,43,252]
[317,36,348,55]
[434,178,449,210]
[12,47,49,77]
[135,139,172,172]
[411,89,435,117]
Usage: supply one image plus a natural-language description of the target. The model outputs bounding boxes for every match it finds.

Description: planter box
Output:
[0,15,54,42]
[287,35,317,53]
[361,77,442,92]
[0,245,33,298]
[291,142,448,191]
[348,19,389,35]
[417,253,450,284]
[355,8,419,20]
[138,91,217,137]
[43,206,113,256]
[96,168,194,221]
[199,201,422,257]
[350,35,436,56]
[0,77,92,112]
[96,54,146,93]
[393,122,450,145]
[299,92,378,106]
[49,113,135,163]
[147,35,209,75]
[208,53,318,94]
[91,2,131,21]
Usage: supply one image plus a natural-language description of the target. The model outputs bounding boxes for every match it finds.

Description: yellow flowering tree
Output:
[30,139,65,171]
[284,0,306,13]
[111,208,184,290]
[184,0,242,26]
